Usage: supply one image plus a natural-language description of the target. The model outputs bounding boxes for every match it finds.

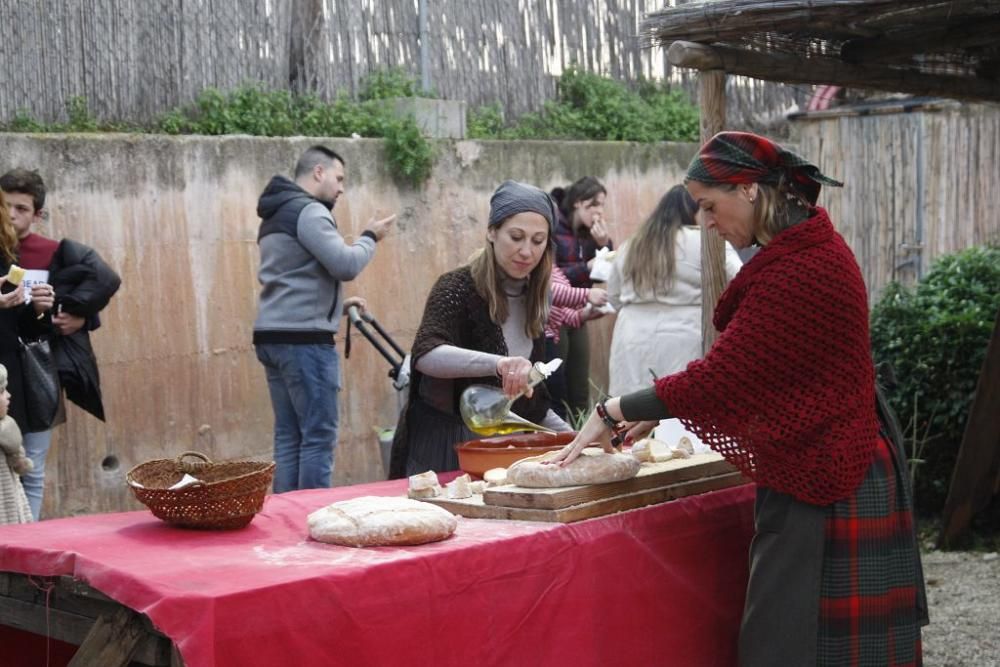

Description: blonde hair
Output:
[0,191,17,264]
[468,236,553,340]
[713,178,811,246]
[750,177,810,245]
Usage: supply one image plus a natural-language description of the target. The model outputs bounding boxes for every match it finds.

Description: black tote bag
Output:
[18,336,62,432]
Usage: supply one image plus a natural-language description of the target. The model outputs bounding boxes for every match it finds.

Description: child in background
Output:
[0,363,34,524]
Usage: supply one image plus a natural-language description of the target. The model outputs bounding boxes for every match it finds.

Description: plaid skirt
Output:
[818,435,926,665]
[740,435,926,666]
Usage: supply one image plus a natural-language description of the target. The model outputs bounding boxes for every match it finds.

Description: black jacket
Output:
[48,239,122,421]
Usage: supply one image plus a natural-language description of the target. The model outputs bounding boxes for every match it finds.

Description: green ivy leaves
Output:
[468,67,699,142]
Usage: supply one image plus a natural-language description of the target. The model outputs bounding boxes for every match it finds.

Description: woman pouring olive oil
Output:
[388,181,572,478]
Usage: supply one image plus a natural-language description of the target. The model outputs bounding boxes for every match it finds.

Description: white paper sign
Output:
[21,269,49,304]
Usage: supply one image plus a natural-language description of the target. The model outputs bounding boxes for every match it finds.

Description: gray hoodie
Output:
[252,176,376,343]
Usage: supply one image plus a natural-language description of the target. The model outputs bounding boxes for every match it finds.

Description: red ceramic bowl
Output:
[454,432,576,478]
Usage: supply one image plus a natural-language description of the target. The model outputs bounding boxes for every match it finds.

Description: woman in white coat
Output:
[607,185,742,396]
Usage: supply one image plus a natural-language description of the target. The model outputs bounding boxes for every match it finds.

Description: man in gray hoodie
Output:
[253,145,395,492]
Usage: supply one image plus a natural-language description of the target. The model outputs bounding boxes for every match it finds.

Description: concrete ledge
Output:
[391,98,467,139]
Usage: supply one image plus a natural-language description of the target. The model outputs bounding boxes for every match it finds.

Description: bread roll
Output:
[483,468,508,486]
[408,470,439,491]
[630,439,654,462]
[632,437,691,462]
[308,496,458,547]
[650,439,676,463]
[407,485,441,500]
[507,448,640,488]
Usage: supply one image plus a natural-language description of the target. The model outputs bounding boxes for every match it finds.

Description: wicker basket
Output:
[127,451,275,530]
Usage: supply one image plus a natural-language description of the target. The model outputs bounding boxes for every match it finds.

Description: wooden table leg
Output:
[67,606,146,667]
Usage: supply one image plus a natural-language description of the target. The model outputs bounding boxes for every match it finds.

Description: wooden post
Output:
[938,309,1000,548]
[698,69,729,353]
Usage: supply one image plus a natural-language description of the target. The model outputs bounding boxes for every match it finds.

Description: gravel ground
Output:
[921,549,1000,666]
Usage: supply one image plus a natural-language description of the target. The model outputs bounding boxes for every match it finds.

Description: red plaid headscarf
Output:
[686,131,842,205]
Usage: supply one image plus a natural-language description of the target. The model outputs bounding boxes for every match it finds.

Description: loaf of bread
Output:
[507,448,640,488]
[308,496,458,547]
[5,264,25,286]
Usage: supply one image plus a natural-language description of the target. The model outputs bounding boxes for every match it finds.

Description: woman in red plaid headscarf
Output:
[552,132,928,666]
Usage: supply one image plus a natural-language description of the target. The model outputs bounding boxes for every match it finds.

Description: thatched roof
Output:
[641,0,1000,101]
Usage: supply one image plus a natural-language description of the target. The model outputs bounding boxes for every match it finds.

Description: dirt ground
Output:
[921,549,1000,666]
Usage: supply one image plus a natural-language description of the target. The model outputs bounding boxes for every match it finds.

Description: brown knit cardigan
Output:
[388,266,550,478]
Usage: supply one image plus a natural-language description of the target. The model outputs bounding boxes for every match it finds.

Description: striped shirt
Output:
[546,266,590,341]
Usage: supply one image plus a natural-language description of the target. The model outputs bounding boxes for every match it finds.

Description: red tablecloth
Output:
[0,479,754,667]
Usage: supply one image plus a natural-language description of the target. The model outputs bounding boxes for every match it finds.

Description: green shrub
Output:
[467,103,505,139]
[6,110,46,133]
[359,67,427,101]
[3,97,135,133]
[65,96,99,132]
[469,67,699,142]
[870,246,1000,515]
[383,116,435,186]
[169,86,298,136]
[151,79,434,186]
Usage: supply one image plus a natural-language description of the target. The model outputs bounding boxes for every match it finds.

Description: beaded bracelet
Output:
[595,400,625,450]
[595,400,618,430]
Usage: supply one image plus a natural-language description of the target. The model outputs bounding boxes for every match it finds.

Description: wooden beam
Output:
[642,0,1000,46]
[698,70,729,354]
[643,0,896,43]
[667,41,1000,102]
[938,309,1000,548]
[841,21,1000,64]
[787,98,959,121]
[68,607,147,667]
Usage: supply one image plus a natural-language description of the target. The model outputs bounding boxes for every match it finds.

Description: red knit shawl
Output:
[655,209,878,505]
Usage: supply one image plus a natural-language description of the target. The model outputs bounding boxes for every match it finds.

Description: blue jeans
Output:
[21,429,53,520]
[255,343,341,493]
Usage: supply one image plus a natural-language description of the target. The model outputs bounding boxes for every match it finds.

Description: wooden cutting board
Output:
[423,453,748,523]
[484,452,736,510]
